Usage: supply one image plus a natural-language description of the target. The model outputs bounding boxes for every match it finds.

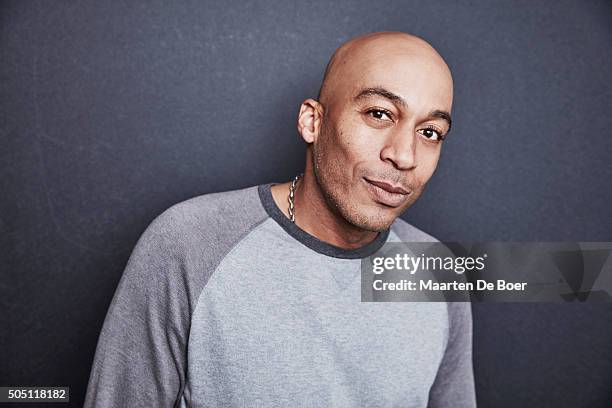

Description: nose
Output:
[379,124,417,171]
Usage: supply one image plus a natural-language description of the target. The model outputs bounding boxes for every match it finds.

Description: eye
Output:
[417,126,445,142]
[366,108,394,122]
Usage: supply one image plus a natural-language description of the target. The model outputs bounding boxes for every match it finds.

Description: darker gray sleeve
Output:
[83,186,268,407]
[427,302,477,408]
[83,208,192,408]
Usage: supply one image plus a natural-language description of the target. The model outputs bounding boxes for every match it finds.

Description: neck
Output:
[271,172,380,250]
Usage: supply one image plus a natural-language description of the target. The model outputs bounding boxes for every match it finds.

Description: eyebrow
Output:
[354,87,452,132]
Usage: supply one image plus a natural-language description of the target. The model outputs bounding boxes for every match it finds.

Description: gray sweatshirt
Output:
[84,183,476,407]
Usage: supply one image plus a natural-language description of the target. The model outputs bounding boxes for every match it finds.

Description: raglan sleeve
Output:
[84,209,191,408]
[427,301,477,408]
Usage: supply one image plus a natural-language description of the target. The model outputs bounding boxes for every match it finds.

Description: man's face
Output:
[313,41,453,232]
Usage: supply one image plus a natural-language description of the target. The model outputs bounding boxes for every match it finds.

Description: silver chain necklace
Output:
[288,173,303,223]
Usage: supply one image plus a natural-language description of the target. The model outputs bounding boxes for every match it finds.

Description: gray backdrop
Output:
[2,1,611,407]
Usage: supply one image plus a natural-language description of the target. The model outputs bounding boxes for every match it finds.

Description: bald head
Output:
[317,32,453,110]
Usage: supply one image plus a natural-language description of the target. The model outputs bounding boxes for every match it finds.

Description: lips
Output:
[363,178,410,207]
[365,179,409,195]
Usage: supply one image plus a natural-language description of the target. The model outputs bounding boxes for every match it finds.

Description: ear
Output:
[297,98,325,144]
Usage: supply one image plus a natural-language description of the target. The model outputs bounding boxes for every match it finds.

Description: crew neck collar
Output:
[257,183,390,259]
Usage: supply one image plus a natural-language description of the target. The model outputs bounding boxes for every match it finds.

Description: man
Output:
[85,31,476,407]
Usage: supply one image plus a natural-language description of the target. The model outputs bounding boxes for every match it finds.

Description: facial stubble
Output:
[311,121,393,233]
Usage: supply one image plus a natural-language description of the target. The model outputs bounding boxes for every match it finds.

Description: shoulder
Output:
[137,184,267,255]
[158,184,263,227]
[123,184,269,308]
[390,216,439,243]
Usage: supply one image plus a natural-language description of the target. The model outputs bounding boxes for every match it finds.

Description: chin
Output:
[342,206,398,232]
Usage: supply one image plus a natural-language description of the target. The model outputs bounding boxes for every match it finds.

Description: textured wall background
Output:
[2,1,611,406]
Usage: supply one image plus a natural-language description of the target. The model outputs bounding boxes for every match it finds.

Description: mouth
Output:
[363,177,411,208]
